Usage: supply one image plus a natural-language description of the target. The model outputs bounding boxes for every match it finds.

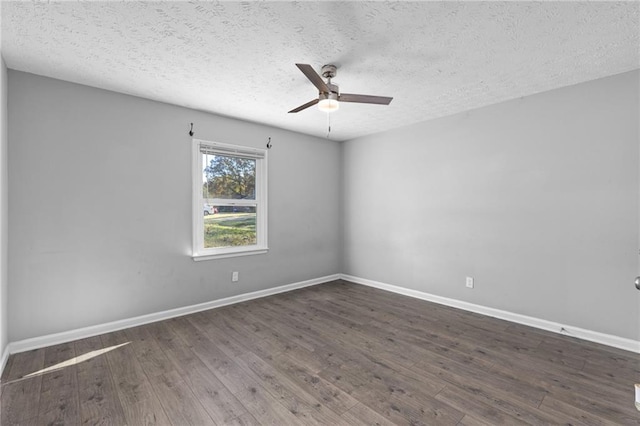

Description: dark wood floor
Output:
[1,279,638,425]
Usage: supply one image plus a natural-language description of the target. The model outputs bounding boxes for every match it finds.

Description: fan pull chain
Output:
[326,113,332,139]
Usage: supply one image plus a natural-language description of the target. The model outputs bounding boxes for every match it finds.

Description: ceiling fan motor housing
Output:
[321,64,337,79]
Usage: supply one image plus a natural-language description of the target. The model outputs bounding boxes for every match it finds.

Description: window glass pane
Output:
[202,154,256,200]
[193,139,267,259]
[203,205,257,249]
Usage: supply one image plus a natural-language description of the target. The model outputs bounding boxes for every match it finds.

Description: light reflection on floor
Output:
[21,342,130,379]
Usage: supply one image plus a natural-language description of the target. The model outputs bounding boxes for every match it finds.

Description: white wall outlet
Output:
[232,271,239,282]
[466,276,474,288]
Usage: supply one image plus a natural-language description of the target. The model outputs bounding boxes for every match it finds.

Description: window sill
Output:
[192,248,268,261]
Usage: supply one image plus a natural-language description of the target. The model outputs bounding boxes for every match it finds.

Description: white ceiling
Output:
[2,1,639,142]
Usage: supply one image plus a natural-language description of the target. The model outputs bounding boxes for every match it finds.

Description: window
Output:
[192,139,267,260]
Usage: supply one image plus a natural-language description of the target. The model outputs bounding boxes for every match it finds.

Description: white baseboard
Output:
[4,270,637,379]
[340,274,640,354]
[0,345,9,377]
[6,274,340,356]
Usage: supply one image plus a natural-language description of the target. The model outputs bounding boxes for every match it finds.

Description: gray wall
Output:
[7,68,639,344]
[8,71,342,342]
[342,70,640,340]
[0,56,8,356]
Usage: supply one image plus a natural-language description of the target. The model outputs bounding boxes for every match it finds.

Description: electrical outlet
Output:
[232,271,239,282]
[466,276,474,288]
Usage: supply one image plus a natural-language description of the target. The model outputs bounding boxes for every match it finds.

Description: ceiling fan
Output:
[288,63,393,113]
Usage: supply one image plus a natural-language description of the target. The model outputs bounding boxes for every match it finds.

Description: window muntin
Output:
[193,139,267,260]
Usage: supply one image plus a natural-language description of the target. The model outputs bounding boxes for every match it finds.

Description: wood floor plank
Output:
[155,319,251,424]
[320,298,496,371]
[3,279,638,425]
[0,354,14,382]
[537,332,640,365]
[191,310,346,425]
[457,414,501,426]
[37,342,80,425]
[340,402,397,426]
[120,396,172,426]
[1,377,43,425]
[100,331,156,407]
[225,412,261,425]
[320,362,463,425]
[124,324,174,378]
[258,296,419,368]
[295,297,447,361]
[288,287,514,376]
[270,351,360,415]
[236,306,350,371]
[316,290,501,370]
[581,356,640,395]
[325,281,510,335]
[538,395,619,426]
[187,313,250,358]
[434,386,529,425]
[544,385,639,424]
[100,330,172,425]
[172,316,301,425]
[234,351,346,425]
[411,350,548,408]
[148,319,203,372]
[197,309,289,359]
[337,350,448,400]
[1,347,45,424]
[437,381,579,426]
[3,347,46,382]
[474,338,631,398]
[490,355,631,410]
[146,369,216,425]
[74,336,127,426]
[448,324,588,373]
[237,302,328,354]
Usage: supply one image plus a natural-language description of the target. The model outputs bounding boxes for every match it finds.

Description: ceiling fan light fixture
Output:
[289,63,392,114]
[318,92,339,112]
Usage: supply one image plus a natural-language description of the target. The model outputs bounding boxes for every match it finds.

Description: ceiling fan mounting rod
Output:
[323,82,339,95]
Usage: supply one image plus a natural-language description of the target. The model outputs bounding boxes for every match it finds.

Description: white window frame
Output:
[192,139,268,261]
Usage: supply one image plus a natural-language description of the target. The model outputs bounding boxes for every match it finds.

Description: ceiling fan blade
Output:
[288,98,319,113]
[338,93,393,105]
[296,64,330,93]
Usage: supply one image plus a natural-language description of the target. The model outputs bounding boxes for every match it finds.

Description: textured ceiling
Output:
[1,1,639,141]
